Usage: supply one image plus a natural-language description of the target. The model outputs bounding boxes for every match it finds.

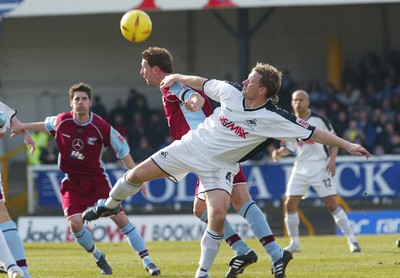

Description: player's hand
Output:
[271,149,280,163]
[183,93,204,112]
[10,121,24,135]
[160,74,180,89]
[346,143,371,159]
[326,159,336,176]
[23,131,36,155]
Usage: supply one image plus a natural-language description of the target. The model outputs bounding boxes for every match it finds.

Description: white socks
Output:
[331,207,357,243]
[106,174,141,208]
[196,228,223,277]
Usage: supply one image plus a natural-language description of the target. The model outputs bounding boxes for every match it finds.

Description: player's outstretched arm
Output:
[312,128,371,158]
[11,121,46,134]
[160,74,207,92]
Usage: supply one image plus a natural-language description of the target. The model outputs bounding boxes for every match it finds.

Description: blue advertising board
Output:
[29,155,400,207]
[337,210,400,235]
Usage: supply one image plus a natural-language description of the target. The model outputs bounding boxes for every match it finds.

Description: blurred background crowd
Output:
[29,49,400,166]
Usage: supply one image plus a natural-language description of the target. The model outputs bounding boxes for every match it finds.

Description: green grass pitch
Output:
[23,234,399,277]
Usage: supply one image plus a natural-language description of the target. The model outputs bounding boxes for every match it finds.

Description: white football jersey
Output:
[181,79,316,164]
[0,101,17,131]
[283,110,335,162]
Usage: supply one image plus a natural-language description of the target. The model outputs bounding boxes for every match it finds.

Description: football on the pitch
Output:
[120,9,152,43]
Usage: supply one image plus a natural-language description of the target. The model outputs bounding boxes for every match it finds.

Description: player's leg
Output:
[284,196,302,253]
[313,164,361,253]
[61,181,112,275]
[83,158,169,221]
[231,183,282,261]
[231,183,292,278]
[111,212,160,276]
[284,170,307,253]
[68,214,112,274]
[0,202,30,277]
[323,195,360,253]
[0,229,24,278]
[195,189,229,278]
[194,195,256,278]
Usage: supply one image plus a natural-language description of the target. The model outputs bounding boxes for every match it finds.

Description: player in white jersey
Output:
[0,102,35,278]
[83,63,370,278]
[272,90,361,253]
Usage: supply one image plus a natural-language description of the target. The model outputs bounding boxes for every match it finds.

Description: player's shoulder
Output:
[205,79,242,92]
[57,111,73,121]
[309,111,332,127]
[224,80,243,91]
[91,113,111,127]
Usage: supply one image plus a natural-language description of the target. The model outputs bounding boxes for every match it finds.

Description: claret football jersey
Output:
[44,111,129,176]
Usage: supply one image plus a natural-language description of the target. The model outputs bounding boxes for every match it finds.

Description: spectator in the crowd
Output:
[109,98,127,126]
[343,60,361,89]
[322,82,338,103]
[356,110,375,153]
[380,97,396,122]
[39,137,58,164]
[373,113,391,153]
[384,122,400,154]
[307,79,325,109]
[125,88,149,120]
[127,111,148,148]
[27,131,49,165]
[146,110,169,150]
[279,69,295,111]
[91,95,108,121]
[112,113,128,139]
[131,137,154,163]
[330,110,348,138]
[336,82,361,107]
[358,50,382,89]
[342,120,367,155]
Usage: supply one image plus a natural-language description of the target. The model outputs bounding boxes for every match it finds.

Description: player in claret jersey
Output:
[11,83,160,276]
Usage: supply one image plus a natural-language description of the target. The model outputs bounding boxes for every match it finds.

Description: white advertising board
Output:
[18,214,255,242]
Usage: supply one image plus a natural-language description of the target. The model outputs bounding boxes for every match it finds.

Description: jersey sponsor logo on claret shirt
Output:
[72,139,84,150]
[70,150,85,160]
[219,115,249,139]
[296,118,310,128]
[87,137,97,146]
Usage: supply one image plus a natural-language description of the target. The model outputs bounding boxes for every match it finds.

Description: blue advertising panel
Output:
[32,155,400,207]
[337,210,400,235]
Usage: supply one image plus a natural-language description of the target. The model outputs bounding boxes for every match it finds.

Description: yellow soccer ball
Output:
[120,10,152,43]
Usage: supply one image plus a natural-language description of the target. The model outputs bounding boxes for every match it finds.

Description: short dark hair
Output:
[69,82,92,100]
[141,47,173,73]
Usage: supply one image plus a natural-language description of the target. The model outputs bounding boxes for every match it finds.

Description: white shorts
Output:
[151,139,239,196]
[285,160,337,198]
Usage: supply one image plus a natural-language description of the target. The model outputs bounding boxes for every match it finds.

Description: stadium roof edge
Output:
[3,0,399,18]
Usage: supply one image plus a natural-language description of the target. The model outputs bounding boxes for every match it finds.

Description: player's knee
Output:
[193,204,205,218]
[69,217,83,233]
[285,199,297,212]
